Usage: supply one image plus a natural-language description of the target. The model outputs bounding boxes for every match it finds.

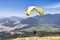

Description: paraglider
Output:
[25,6,44,16]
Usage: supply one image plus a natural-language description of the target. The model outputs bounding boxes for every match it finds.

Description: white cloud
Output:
[43,3,60,14]
[44,3,60,9]
[44,12,60,14]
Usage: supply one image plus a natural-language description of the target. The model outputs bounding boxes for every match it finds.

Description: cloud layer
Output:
[43,3,60,14]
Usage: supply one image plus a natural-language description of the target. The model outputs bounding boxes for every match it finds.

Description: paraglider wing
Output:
[35,7,44,16]
[25,6,36,16]
[25,6,44,16]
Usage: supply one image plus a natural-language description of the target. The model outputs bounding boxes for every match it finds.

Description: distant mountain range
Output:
[20,14,60,28]
[0,14,60,32]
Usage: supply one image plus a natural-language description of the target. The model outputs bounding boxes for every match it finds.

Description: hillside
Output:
[20,24,60,32]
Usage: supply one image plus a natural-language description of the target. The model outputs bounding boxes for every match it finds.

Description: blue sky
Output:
[0,0,60,17]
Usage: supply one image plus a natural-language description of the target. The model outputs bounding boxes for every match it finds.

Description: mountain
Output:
[20,17,40,25]
[0,16,24,27]
[20,14,60,28]
[0,14,60,32]
[10,16,24,21]
[0,14,60,38]
[0,16,32,32]
[12,14,60,32]
[33,14,60,27]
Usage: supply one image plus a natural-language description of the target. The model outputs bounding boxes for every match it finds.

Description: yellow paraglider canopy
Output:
[25,6,44,16]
